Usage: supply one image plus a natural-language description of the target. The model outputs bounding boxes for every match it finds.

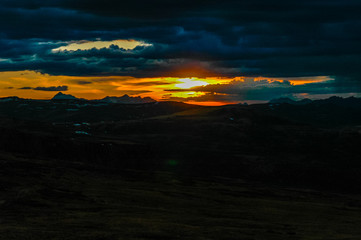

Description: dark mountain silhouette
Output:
[50,92,156,104]
[269,97,312,105]
[0,96,21,102]
[312,96,361,108]
[270,96,361,108]
[52,92,77,100]
[265,96,361,127]
[100,95,156,104]
[2,95,361,126]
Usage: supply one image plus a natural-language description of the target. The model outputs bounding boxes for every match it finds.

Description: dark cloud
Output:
[1,0,361,97]
[19,85,69,91]
[33,86,68,91]
[74,80,92,85]
[166,79,361,102]
[125,81,172,86]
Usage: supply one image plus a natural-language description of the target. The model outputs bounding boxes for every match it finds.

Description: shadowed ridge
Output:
[52,92,77,100]
[100,95,156,104]
[269,97,312,105]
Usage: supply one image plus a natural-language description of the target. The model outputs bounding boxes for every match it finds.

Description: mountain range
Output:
[52,92,156,104]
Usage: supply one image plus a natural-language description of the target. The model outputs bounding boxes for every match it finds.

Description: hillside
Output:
[2,96,361,239]
[0,98,199,123]
[2,152,361,240]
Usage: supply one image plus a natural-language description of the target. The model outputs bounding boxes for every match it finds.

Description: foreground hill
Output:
[267,96,361,127]
[0,98,199,123]
[1,98,361,192]
[2,96,361,238]
[2,152,361,240]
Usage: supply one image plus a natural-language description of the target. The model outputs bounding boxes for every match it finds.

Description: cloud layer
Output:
[1,1,361,102]
[165,78,361,103]
[20,85,68,91]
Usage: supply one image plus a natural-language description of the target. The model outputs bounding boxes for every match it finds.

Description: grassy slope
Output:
[1,152,361,240]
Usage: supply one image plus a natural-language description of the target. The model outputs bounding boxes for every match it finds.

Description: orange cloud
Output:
[0,71,333,106]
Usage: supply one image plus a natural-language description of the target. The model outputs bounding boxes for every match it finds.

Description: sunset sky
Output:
[1,1,361,105]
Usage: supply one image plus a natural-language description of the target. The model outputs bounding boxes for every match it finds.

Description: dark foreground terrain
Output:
[2,96,361,239]
[2,152,361,240]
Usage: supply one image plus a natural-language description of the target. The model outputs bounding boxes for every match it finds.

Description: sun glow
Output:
[0,71,334,106]
[175,78,209,89]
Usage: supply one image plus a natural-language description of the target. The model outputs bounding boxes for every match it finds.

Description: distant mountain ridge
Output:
[2,94,361,126]
[269,96,361,108]
[269,97,312,105]
[52,92,78,100]
[50,92,156,104]
[0,96,21,102]
[313,96,361,108]
[100,95,156,104]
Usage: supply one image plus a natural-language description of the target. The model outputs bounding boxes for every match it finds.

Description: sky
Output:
[1,0,361,105]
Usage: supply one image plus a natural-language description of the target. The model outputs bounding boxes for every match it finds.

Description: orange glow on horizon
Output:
[175,78,209,89]
[0,71,333,106]
[184,101,239,106]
